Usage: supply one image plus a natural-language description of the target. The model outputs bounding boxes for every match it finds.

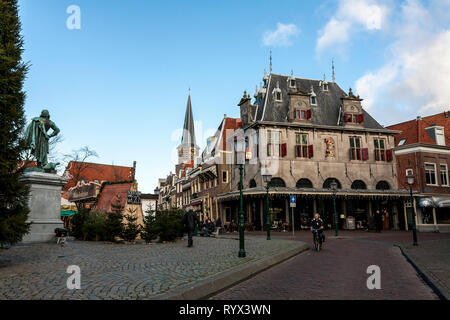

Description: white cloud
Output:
[316,0,389,52]
[354,0,450,117]
[263,23,300,47]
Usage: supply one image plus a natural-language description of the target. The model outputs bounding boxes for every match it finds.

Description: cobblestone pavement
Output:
[0,237,298,300]
[404,239,450,299]
[211,231,446,300]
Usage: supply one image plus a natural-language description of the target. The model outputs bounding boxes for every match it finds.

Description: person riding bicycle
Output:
[310,213,325,244]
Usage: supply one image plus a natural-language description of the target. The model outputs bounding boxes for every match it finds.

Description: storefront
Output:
[216,187,411,231]
[417,196,450,233]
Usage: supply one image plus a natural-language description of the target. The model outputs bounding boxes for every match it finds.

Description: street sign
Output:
[290,195,296,207]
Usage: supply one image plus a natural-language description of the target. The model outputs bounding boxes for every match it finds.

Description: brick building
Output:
[387,112,450,232]
[217,71,411,231]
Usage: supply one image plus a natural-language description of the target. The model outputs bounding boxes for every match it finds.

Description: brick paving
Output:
[404,238,450,299]
[0,237,298,300]
[211,230,447,300]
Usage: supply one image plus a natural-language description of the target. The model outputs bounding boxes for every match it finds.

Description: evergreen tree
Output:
[121,209,140,242]
[105,197,124,242]
[0,0,31,246]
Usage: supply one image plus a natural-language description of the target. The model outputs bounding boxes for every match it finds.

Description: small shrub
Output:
[141,209,184,242]
[81,211,106,241]
[121,212,141,242]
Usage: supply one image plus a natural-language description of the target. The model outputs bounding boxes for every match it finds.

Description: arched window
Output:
[351,180,367,190]
[323,178,342,189]
[249,179,257,188]
[376,181,390,190]
[269,178,286,188]
[296,178,313,188]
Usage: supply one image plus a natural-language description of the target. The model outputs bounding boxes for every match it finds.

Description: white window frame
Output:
[435,127,445,146]
[424,162,438,186]
[267,130,281,158]
[440,163,449,186]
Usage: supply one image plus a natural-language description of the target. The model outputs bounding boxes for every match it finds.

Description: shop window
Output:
[425,163,437,185]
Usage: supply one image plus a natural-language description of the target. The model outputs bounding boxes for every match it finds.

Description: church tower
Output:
[177,92,199,171]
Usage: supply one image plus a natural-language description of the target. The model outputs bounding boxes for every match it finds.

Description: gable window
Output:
[267,130,281,157]
[295,134,308,158]
[374,138,386,161]
[440,164,449,186]
[349,136,362,160]
[294,109,311,120]
[425,163,437,185]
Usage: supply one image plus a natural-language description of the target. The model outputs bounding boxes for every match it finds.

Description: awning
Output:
[418,197,434,208]
[61,210,77,217]
[433,196,450,208]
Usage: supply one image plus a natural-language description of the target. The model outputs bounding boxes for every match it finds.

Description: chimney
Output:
[132,161,136,180]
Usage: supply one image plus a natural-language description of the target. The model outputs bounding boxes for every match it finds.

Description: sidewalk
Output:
[401,239,450,300]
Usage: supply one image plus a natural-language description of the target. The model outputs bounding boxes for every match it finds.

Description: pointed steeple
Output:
[181,92,196,147]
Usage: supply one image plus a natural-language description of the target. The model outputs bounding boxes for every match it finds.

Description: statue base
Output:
[20,171,67,243]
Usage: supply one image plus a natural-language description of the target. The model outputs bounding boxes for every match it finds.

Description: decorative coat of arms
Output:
[324,137,335,158]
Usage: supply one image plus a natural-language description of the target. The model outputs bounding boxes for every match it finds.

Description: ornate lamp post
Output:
[406,174,418,246]
[262,174,272,240]
[330,180,338,236]
[236,139,246,258]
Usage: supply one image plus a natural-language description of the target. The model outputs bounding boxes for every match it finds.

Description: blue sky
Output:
[18,0,450,192]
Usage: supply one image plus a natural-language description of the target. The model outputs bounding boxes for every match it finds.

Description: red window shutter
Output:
[306,109,312,119]
[362,148,369,161]
[386,149,393,162]
[281,143,287,157]
[345,113,352,123]
[358,113,364,123]
[308,145,314,158]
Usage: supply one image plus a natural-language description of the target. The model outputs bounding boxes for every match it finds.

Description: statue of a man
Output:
[25,109,60,170]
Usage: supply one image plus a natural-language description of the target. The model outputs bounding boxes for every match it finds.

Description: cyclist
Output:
[310,213,325,245]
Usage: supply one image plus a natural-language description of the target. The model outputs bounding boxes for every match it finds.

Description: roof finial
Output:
[291,69,293,76]
[269,50,272,74]
[332,58,335,83]
[188,87,191,95]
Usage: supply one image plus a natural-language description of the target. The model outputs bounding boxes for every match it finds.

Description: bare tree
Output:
[63,146,99,186]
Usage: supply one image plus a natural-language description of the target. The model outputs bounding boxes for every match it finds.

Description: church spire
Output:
[181,92,196,147]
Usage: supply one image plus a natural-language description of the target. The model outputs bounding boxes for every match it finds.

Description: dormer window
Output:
[323,82,329,91]
[425,126,445,146]
[273,81,282,102]
[290,79,296,87]
[310,85,317,105]
[311,96,316,105]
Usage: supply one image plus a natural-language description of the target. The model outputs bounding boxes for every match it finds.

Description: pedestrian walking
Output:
[181,206,200,247]
[375,210,382,233]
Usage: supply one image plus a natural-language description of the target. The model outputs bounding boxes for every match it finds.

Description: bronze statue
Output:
[25,109,60,172]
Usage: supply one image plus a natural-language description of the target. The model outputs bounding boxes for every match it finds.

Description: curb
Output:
[395,245,448,300]
[152,241,309,300]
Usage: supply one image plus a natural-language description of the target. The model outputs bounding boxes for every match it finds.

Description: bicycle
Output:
[312,229,323,252]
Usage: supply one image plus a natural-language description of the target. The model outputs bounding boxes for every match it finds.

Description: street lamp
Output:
[330,180,338,236]
[236,138,246,258]
[406,174,418,246]
[262,173,272,240]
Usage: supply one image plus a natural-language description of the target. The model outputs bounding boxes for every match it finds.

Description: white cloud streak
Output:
[355,0,450,117]
[316,0,389,52]
[263,23,300,47]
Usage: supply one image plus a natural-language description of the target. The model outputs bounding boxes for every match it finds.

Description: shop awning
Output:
[61,210,77,217]
[433,196,450,208]
[418,197,434,207]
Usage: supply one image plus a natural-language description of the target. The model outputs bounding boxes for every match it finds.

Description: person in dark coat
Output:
[375,210,382,233]
[181,207,200,247]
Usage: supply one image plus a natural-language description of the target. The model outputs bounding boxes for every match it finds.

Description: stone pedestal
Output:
[21,171,67,243]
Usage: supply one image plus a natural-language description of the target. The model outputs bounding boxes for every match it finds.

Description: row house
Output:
[387,112,450,232]
[217,72,411,231]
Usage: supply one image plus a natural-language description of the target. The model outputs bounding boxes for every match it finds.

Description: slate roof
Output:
[386,111,450,147]
[254,73,385,130]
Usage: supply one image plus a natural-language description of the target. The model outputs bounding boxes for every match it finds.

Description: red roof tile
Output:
[95,183,133,213]
[63,161,134,191]
[386,111,450,147]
